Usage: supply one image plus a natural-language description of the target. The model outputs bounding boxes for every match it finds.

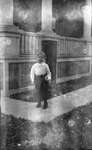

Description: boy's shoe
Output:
[36,103,41,108]
[42,103,48,109]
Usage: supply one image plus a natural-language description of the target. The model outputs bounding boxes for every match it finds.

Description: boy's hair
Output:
[37,51,46,60]
[38,57,44,63]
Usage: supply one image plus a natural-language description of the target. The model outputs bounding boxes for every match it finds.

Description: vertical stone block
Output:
[0,0,13,25]
[82,0,92,40]
[42,0,52,31]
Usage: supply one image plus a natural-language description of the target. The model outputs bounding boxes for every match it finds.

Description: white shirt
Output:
[30,62,51,83]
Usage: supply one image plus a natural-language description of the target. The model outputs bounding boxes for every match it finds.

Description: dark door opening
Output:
[42,40,57,82]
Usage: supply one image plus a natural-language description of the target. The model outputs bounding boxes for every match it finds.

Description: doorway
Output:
[42,40,57,82]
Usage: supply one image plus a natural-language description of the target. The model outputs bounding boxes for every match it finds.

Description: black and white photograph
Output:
[0,0,92,150]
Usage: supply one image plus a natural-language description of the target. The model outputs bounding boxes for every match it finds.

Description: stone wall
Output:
[9,62,34,90]
[57,60,90,78]
[0,30,92,96]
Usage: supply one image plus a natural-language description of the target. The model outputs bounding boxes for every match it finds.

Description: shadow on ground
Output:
[10,75,92,102]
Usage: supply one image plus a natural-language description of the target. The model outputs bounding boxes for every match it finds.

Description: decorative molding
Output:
[57,57,92,62]
[56,72,91,84]
[9,85,34,96]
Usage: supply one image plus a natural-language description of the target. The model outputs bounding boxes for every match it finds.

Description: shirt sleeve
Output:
[30,65,35,84]
[45,64,51,80]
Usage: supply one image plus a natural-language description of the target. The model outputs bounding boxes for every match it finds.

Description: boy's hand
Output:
[45,76,51,84]
[45,75,51,81]
[45,76,48,81]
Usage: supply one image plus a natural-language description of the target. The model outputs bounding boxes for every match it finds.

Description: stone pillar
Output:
[0,0,13,25]
[0,0,19,31]
[82,0,92,40]
[0,0,12,97]
[41,0,53,32]
[2,62,9,97]
[0,0,19,97]
[82,0,92,73]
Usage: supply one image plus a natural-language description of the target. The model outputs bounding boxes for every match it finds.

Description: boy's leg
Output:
[35,76,42,107]
[42,79,48,109]
[36,87,42,107]
[43,99,48,109]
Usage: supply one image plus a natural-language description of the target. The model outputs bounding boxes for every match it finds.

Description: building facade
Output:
[0,0,92,97]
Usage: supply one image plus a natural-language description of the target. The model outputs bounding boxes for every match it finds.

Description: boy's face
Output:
[37,57,43,62]
[38,57,46,63]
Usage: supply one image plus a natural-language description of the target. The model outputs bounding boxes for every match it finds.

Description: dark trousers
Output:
[34,74,48,105]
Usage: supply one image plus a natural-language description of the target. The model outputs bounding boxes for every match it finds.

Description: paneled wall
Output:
[56,36,92,83]
[57,60,90,78]
[9,62,34,90]
[56,59,90,83]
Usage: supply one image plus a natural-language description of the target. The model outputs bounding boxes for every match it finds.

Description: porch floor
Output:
[1,84,92,123]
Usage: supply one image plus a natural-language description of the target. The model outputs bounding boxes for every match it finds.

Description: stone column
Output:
[41,0,53,32]
[0,0,13,25]
[82,0,92,73]
[3,62,9,97]
[0,0,19,97]
[0,0,18,31]
[0,0,12,97]
[82,0,92,40]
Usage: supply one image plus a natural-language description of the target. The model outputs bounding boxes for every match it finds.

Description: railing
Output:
[20,32,41,55]
[19,32,92,57]
[58,37,92,57]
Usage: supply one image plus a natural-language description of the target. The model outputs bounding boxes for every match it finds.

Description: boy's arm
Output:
[30,65,35,84]
[45,64,51,80]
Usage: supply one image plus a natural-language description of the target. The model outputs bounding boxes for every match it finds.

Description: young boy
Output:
[30,51,51,109]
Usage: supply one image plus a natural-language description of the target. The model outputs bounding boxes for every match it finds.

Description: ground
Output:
[1,102,92,150]
[1,76,92,150]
